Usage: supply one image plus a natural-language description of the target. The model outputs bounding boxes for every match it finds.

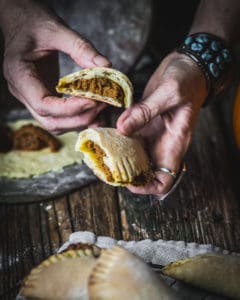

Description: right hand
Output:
[1,0,111,133]
[117,52,208,196]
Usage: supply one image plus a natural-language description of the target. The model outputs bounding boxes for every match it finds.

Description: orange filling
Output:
[64,78,124,105]
[13,124,61,152]
[81,140,152,186]
[82,140,113,182]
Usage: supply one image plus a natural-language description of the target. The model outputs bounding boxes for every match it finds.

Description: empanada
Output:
[19,247,101,300]
[89,246,178,300]
[162,253,240,299]
[75,128,153,186]
[56,67,133,107]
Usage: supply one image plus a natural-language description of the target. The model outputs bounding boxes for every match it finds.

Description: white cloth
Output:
[58,230,239,266]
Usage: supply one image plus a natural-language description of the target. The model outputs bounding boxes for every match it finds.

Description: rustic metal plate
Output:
[0,109,96,203]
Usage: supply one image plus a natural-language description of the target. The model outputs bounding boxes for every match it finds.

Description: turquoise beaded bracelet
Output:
[177,33,234,104]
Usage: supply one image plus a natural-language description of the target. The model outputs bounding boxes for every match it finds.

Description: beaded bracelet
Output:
[177,33,235,104]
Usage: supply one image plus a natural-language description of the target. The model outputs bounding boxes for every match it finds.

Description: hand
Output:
[0,0,110,133]
[117,52,208,196]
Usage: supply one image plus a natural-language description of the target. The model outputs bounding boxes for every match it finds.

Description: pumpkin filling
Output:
[81,140,114,182]
[13,124,61,152]
[63,77,125,105]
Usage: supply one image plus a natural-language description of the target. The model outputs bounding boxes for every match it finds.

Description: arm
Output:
[189,0,240,44]
[0,0,110,133]
[117,0,240,196]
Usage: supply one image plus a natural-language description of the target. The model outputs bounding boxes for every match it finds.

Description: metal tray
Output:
[0,109,97,203]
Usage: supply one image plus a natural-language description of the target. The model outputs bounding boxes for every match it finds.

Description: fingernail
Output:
[120,119,132,135]
[93,55,110,66]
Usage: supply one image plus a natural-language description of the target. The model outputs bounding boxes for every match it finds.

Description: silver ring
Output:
[155,166,177,179]
[156,162,187,201]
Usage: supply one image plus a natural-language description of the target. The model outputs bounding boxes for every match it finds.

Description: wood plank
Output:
[119,106,240,252]
[0,181,121,299]
[68,181,122,239]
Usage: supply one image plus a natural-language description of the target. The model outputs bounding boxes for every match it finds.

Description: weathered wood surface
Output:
[119,104,240,252]
[1,102,239,300]
[0,182,120,299]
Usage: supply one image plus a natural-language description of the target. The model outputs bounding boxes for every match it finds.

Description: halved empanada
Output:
[75,128,153,186]
[56,67,133,108]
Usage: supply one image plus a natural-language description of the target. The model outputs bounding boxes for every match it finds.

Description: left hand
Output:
[117,52,208,196]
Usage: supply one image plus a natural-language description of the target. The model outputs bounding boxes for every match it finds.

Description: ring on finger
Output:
[155,162,187,201]
[154,166,178,179]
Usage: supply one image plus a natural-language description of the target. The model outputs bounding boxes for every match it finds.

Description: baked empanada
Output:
[18,247,101,300]
[75,128,153,186]
[162,253,240,299]
[89,246,178,300]
[56,67,133,108]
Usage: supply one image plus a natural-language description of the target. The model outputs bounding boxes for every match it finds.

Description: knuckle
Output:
[175,117,192,143]
[135,103,152,125]
[40,120,58,133]
[33,104,49,117]
[82,114,95,125]
[73,37,94,56]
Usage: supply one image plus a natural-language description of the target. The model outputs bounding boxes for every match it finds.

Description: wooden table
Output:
[1,1,240,299]
[1,94,240,299]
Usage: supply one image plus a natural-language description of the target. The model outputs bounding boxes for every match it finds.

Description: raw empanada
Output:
[162,253,240,299]
[75,128,153,186]
[56,67,133,108]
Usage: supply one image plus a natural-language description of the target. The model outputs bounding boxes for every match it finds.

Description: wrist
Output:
[176,33,235,106]
[0,0,26,37]
[163,52,208,109]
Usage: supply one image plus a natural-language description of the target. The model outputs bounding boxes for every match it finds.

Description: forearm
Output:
[0,0,26,35]
[189,0,240,45]
[0,0,56,40]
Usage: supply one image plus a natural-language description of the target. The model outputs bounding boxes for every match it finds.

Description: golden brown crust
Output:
[59,242,102,257]
[88,246,177,300]
[19,249,99,300]
[162,253,240,299]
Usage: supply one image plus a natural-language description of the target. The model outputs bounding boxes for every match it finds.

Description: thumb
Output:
[49,25,111,68]
[117,86,175,135]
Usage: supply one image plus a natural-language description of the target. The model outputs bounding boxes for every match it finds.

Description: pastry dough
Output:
[162,253,240,299]
[56,67,133,107]
[75,128,153,186]
[0,120,82,178]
